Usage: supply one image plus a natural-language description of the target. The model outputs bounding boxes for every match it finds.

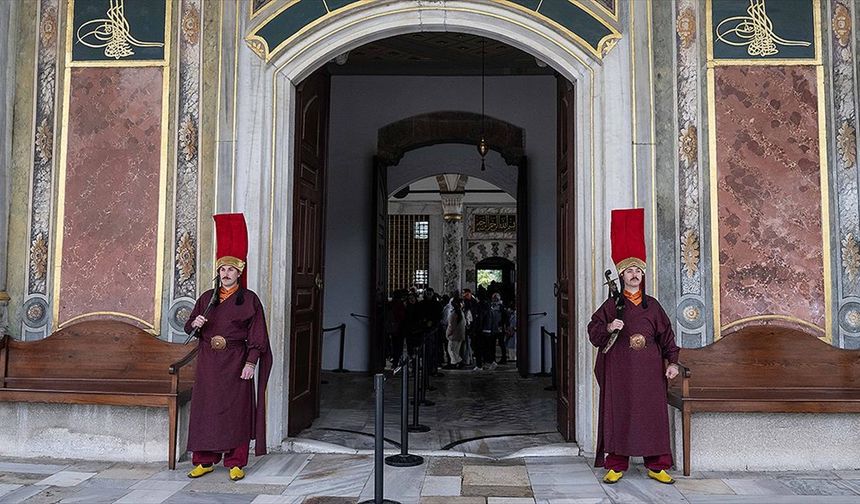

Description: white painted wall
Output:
[322,75,557,373]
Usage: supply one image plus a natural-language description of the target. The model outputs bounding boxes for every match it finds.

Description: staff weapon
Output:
[184,275,221,345]
[601,269,625,354]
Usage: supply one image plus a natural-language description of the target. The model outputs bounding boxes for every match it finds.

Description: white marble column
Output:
[0,1,18,335]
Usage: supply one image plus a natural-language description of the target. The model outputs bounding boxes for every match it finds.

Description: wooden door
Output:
[288,70,330,436]
[370,158,388,372]
[556,77,576,441]
[516,160,529,378]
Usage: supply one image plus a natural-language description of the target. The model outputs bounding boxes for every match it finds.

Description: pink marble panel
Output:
[714,66,825,331]
[58,67,164,328]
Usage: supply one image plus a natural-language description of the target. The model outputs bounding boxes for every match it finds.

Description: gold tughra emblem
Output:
[629,334,646,351]
[715,0,811,57]
[76,0,164,59]
[210,335,227,351]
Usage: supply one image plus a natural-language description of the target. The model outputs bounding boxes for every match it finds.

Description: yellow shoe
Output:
[187,464,214,478]
[229,466,245,481]
[602,469,623,484]
[647,469,675,484]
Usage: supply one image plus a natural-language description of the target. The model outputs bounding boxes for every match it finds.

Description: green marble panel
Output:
[257,0,327,51]
[326,0,361,10]
[254,0,615,58]
[509,0,542,10]
[536,1,613,50]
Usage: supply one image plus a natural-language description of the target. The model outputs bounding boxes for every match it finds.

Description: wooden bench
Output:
[668,325,860,476]
[0,320,197,469]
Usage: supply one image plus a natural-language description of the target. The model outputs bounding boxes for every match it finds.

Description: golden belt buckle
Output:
[629,333,646,351]
[211,335,227,351]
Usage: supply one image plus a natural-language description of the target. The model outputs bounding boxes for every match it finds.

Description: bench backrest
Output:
[3,320,196,382]
[679,325,860,389]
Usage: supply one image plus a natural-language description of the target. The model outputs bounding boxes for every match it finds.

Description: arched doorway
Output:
[475,257,516,307]
[370,111,530,378]
[225,1,643,454]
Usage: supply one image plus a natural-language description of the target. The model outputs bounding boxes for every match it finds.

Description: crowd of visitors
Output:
[384,285,516,371]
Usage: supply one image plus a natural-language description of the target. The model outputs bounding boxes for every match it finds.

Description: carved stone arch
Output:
[464,240,517,287]
[377,111,525,168]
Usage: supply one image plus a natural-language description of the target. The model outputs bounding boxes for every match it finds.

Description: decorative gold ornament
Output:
[30,233,48,280]
[179,115,198,162]
[683,305,701,322]
[676,7,696,48]
[679,125,698,165]
[35,118,53,164]
[210,335,227,351]
[629,333,646,351]
[838,121,856,167]
[600,36,619,58]
[246,38,267,60]
[176,231,195,283]
[843,233,860,281]
[176,307,191,323]
[26,303,44,322]
[182,5,200,46]
[833,3,852,48]
[40,8,57,47]
[847,310,860,327]
[681,229,700,278]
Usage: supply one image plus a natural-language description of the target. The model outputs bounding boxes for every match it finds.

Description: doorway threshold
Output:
[284,435,580,460]
[292,366,571,458]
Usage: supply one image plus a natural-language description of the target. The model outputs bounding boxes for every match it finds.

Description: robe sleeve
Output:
[183,290,212,335]
[244,291,273,456]
[587,299,614,348]
[654,301,680,364]
[244,293,270,365]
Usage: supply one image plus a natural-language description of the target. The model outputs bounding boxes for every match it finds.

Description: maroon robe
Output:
[587,294,679,467]
[184,288,273,456]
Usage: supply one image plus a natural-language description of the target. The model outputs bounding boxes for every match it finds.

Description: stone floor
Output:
[300,365,564,457]
[4,365,860,502]
[2,453,860,503]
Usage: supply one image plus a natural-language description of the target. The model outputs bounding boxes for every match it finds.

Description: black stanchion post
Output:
[385,352,424,467]
[420,343,435,406]
[358,374,399,504]
[545,332,558,392]
[408,353,430,432]
[536,326,551,377]
[333,323,349,373]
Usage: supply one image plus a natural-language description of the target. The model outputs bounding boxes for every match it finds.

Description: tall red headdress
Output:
[610,208,646,272]
[214,213,248,288]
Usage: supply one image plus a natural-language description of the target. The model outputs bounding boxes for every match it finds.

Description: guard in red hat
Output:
[184,213,272,481]
[588,208,680,485]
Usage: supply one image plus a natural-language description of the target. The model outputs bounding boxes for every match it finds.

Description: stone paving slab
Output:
[0,453,859,503]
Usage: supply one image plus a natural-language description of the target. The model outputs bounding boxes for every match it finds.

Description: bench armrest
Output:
[169,346,198,375]
[676,361,691,398]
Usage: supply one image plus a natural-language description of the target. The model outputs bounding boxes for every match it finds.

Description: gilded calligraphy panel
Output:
[71,0,167,62]
[709,0,818,62]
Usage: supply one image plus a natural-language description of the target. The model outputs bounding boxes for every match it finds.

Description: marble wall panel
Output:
[829,0,860,346]
[166,0,204,340]
[21,0,59,338]
[713,65,825,332]
[58,67,164,328]
[673,0,708,346]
